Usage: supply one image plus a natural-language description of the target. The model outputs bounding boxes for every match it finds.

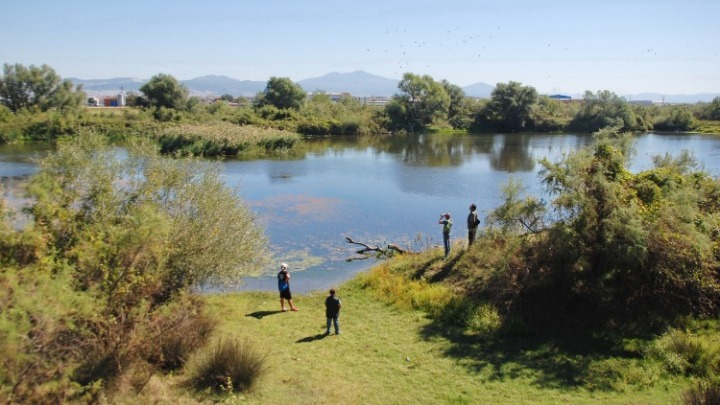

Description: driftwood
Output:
[344,237,409,255]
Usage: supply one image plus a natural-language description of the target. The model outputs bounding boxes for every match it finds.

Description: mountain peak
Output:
[297,71,399,96]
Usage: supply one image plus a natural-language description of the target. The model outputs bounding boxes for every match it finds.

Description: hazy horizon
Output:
[3,1,718,96]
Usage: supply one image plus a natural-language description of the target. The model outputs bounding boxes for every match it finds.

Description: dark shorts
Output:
[280,289,292,300]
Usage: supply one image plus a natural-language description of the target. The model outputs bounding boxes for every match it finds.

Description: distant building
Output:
[328,92,353,102]
[317,93,389,106]
[87,97,101,107]
[101,93,127,107]
[548,94,572,101]
[628,100,653,106]
[359,96,390,106]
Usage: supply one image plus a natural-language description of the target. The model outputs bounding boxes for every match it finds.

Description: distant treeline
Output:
[2,64,720,157]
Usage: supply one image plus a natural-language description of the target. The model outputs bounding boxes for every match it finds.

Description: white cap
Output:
[280,263,288,269]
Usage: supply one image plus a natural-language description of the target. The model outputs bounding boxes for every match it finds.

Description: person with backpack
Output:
[439,213,453,258]
[467,204,480,246]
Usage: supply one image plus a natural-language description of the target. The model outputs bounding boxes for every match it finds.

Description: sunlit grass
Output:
[70,262,715,404]
[693,120,720,134]
[148,280,690,405]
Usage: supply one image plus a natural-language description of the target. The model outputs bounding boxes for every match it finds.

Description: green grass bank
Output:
[125,272,703,404]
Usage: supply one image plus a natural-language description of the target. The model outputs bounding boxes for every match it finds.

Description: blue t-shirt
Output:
[277,270,289,291]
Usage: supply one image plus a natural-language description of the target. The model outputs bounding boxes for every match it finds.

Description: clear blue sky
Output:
[2,0,718,96]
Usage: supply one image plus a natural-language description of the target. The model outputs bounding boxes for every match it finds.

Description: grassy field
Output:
[128,275,695,405]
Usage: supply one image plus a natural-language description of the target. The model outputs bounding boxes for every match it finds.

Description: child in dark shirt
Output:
[324,289,342,335]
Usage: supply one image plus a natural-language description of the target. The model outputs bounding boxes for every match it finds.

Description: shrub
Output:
[649,328,717,377]
[653,107,695,131]
[143,295,217,371]
[187,338,268,393]
[227,107,263,126]
[0,264,103,403]
[0,132,270,402]
[465,303,503,334]
[296,118,333,135]
[682,381,720,405]
[435,296,476,327]
[27,132,269,299]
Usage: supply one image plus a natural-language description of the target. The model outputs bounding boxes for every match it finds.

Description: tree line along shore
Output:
[1,63,720,158]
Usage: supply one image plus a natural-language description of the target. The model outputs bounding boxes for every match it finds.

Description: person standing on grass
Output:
[467,204,480,246]
[325,289,342,335]
[439,213,453,258]
[277,263,298,312]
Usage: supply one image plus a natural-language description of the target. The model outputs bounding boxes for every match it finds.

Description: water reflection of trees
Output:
[305,133,536,171]
[489,134,535,172]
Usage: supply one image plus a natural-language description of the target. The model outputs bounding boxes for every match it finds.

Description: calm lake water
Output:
[2,132,719,293]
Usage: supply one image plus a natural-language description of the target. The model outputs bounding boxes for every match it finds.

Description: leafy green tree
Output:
[124,90,148,107]
[219,93,235,102]
[139,73,189,110]
[697,96,720,120]
[474,126,720,334]
[569,90,650,132]
[383,97,409,132]
[28,133,269,300]
[386,73,450,132]
[441,79,471,129]
[653,105,695,131]
[303,91,334,115]
[254,76,306,110]
[521,127,719,331]
[473,81,538,132]
[486,178,547,234]
[528,96,572,132]
[0,133,269,401]
[0,63,85,112]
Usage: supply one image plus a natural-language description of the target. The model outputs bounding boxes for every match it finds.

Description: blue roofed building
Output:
[548,94,572,101]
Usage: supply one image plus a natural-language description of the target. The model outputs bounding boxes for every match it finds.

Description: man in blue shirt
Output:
[277,263,298,311]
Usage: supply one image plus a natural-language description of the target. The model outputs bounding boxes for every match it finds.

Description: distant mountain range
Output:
[69,71,718,103]
[70,71,495,99]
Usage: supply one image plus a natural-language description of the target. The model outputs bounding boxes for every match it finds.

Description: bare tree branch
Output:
[345,237,409,255]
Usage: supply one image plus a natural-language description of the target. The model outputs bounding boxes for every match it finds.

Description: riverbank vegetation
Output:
[2,63,720,158]
[1,124,719,403]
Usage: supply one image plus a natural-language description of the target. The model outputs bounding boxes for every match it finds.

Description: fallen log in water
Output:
[344,237,409,255]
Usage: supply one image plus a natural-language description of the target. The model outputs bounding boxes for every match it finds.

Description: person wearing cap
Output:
[467,204,480,246]
[438,213,453,258]
[277,263,298,311]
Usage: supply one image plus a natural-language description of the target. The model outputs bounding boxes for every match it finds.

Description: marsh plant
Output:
[156,121,300,157]
[187,338,269,393]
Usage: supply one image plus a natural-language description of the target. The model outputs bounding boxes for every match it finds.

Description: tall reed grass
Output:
[156,122,300,157]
